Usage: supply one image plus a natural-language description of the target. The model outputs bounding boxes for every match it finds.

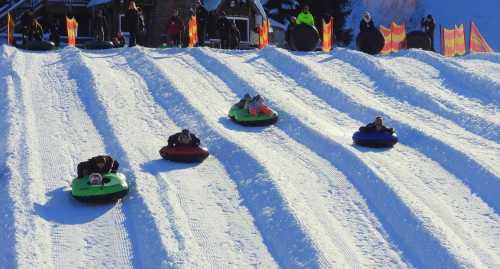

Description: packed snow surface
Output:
[0,44,499,269]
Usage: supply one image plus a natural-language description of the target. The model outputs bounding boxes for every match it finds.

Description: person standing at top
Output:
[216,11,231,49]
[49,17,61,46]
[421,14,435,51]
[296,5,315,27]
[359,12,375,32]
[28,18,44,42]
[195,0,208,46]
[21,9,34,45]
[167,9,184,47]
[94,9,108,41]
[126,1,140,47]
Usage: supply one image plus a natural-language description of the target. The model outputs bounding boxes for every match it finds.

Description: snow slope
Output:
[0,44,499,269]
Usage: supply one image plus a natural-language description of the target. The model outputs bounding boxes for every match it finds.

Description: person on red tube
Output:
[249,95,273,117]
[168,129,201,148]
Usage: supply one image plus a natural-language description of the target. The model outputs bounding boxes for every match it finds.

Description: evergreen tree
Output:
[264,0,353,46]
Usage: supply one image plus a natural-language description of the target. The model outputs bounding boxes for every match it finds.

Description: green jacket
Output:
[297,12,315,26]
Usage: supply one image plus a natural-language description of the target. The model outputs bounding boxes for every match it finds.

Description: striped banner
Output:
[390,22,406,52]
[469,21,494,53]
[454,24,466,56]
[441,26,456,57]
[379,25,392,54]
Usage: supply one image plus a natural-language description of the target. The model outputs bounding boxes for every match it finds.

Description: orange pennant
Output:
[7,12,15,46]
[66,17,78,47]
[188,15,198,48]
[322,17,333,52]
[379,25,392,54]
[469,21,494,53]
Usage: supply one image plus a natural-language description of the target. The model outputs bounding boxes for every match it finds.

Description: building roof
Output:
[204,0,267,17]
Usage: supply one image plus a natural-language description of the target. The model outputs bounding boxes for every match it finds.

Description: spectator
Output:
[228,20,240,49]
[21,9,34,45]
[296,5,315,27]
[167,9,184,47]
[421,14,436,51]
[94,9,108,41]
[195,0,208,46]
[216,12,230,49]
[285,16,297,48]
[126,1,140,47]
[28,18,43,42]
[49,17,61,46]
[359,12,375,32]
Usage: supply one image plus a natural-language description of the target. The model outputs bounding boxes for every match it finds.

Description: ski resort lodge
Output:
[0,0,267,47]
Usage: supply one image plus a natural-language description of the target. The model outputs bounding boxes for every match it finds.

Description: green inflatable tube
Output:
[71,172,129,202]
[228,105,278,126]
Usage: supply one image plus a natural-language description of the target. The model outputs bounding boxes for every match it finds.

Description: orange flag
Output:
[66,17,78,47]
[379,25,392,54]
[322,17,333,52]
[390,22,406,52]
[259,19,269,49]
[469,21,494,53]
[7,12,15,46]
[188,15,198,48]
[454,24,466,56]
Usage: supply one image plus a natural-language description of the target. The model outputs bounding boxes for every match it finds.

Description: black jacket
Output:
[126,9,140,33]
[77,155,119,178]
[168,133,201,147]
[360,20,375,32]
[196,5,209,23]
[94,14,108,32]
[359,123,394,134]
[421,17,435,33]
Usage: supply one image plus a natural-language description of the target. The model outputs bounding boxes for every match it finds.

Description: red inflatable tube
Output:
[159,146,209,163]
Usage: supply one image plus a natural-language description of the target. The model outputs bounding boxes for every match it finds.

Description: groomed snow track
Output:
[0,44,498,269]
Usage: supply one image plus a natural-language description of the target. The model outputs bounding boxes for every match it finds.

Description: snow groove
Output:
[61,49,173,269]
[8,49,54,268]
[402,50,500,107]
[328,49,500,142]
[0,46,19,269]
[124,48,325,269]
[260,48,500,214]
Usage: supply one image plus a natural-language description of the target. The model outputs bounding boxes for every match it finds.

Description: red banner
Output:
[7,12,15,46]
[322,17,333,52]
[66,17,78,47]
[188,15,198,48]
[469,21,494,53]
[379,25,392,54]
[258,19,269,49]
[390,22,406,52]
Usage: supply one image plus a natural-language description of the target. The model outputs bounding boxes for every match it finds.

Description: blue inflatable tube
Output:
[352,131,398,148]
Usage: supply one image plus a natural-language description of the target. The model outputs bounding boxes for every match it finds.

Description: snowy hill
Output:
[348,0,500,51]
[0,44,499,269]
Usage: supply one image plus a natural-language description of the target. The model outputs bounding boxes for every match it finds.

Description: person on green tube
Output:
[296,5,315,27]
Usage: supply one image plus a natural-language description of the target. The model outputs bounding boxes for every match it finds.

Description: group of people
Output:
[359,11,436,51]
